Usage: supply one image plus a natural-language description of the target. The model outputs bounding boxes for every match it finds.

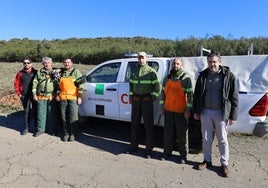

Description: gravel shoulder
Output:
[0,111,267,188]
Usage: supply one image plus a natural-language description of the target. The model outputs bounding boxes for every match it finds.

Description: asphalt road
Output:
[0,112,267,188]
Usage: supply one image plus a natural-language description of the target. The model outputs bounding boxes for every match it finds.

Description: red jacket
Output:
[14,68,37,97]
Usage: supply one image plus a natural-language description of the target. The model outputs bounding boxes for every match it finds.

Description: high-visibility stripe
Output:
[131,80,159,84]
[151,79,159,84]
[184,88,193,92]
[140,80,152,84]
[151,92,158,97]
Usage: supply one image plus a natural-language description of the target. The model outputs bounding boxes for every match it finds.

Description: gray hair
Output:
[42,56,52,63]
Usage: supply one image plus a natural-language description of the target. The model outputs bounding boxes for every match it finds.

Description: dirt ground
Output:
[0,110,267,188]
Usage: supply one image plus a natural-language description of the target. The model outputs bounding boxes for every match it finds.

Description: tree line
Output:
[1,36,268,65]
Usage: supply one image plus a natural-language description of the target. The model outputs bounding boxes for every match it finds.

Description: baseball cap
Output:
[138,51,147,57]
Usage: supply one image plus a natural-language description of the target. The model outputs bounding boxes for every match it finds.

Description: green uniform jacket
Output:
[32,67,58,97]
[129,64,160,100]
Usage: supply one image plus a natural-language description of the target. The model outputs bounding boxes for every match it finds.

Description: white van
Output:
[78,55,268,149]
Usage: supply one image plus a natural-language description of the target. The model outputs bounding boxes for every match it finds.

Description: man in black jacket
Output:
[192,52,239,177]
[14,58,38,135]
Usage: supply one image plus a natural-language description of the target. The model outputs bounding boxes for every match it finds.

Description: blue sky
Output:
[1,0,268,41]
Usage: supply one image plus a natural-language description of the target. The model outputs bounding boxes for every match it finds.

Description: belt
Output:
[37,95,53,100]
[133,94,151,102]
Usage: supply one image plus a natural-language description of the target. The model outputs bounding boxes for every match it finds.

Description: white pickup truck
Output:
[78,55,268,149]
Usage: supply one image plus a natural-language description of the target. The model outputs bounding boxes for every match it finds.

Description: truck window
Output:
[86,62,121,83]
[125,61,159,82]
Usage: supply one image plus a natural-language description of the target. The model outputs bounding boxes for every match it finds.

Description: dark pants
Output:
[21,95,37,132]
[130,96,154,152]
[60,100,79,136]
[164,110,189,159]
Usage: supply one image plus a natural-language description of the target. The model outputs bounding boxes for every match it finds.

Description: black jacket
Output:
[192,65,239,121]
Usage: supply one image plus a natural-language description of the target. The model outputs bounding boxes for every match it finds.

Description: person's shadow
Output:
[0,111,25,132]
[77,117,202,163]
[77,117,165,158]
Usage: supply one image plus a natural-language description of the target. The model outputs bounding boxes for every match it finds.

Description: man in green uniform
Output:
[161,57,193,163]
[56,58,83,142]
[128,51,160,159]
[32,57,59,137]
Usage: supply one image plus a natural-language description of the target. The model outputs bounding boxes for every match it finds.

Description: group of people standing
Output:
[14,51,238,178]
[14,57,83,142]
[128,51,238,178]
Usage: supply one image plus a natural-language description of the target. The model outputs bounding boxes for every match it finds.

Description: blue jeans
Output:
[200,109,229,166]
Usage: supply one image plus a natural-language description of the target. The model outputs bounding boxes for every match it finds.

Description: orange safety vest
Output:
[164,79,187,113]
[59,76,78,100]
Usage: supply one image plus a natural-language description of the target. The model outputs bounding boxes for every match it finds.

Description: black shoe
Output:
[146,153,152,159]
[145,150,152,159]
[161,153,171,161]
[179,156,187,164]
[21,129,28,135]
[34,131,44,137]
[126,146,138,154]
[179,158,187,164]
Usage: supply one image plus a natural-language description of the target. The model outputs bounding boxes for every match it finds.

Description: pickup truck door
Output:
[80,62,121,119]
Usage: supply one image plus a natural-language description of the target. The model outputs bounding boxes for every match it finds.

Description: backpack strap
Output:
[69,68,75,76]
[60,68,76,77]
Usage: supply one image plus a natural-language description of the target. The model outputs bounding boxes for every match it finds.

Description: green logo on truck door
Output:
[95,84,104,95]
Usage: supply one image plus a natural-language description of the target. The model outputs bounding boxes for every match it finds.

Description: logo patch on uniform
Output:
[95,84,104,95]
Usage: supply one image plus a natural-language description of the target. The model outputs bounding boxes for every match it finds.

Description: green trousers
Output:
[164,110,189,158]
[36,99,58,133]
[60,100,79,136]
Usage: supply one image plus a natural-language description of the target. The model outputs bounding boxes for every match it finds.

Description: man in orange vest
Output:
[161,57,193,163]
[56,58,83,142]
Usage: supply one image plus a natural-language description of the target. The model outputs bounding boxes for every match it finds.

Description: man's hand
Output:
[33,95,38,101]
[228,119,236,126]
[193,113,200,120]
[77,97,82,105]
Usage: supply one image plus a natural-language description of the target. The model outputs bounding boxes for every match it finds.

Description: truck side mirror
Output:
[81,75,87,84]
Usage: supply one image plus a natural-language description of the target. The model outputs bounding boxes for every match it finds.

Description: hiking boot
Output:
[198,160,212,170]
[161,153,171,161]
[21,129,28,135]
[63,135,69,142]
[221,165,230,177]
[179,157,187,164]
[69,134,75,142]
[126,146,138,154]
[145,151,152,159]
[34,131,44,137]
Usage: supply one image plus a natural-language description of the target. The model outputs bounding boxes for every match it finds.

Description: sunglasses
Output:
[23,62,31,65]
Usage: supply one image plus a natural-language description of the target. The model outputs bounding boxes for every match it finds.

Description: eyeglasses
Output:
[23,62,31,65]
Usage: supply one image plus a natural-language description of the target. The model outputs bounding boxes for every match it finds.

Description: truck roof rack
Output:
[124,52,153,58]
